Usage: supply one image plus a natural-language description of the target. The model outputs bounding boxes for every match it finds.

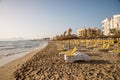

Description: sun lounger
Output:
[64,47,90,63]
[64,51,90,63]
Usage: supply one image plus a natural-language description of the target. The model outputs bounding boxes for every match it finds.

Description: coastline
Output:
[0,40,47,67]
[0,41,48,80]
[0,41,120,80]
[14,41,120,80]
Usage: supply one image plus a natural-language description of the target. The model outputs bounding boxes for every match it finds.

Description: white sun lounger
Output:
[64,51,90,63]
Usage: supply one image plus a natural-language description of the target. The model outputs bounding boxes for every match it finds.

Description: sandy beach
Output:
[1,0,120,80]
[0,41,120,80]
[0,41,48,80]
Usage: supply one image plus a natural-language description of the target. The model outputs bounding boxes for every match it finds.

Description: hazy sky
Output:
[0,0,120,39]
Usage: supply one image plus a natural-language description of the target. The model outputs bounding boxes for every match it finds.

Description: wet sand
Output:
[0,41,120,80]
[0,41,48,80]
[0,41,48,67]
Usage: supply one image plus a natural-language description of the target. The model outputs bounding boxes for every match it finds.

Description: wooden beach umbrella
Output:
[64,35,78,49]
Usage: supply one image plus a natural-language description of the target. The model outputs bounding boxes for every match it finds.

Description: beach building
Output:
[77,27,101,38]
[77,28,86,37]
[102,14,120,36]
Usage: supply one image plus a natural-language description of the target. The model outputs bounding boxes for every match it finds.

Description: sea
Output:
[0,40,48,66]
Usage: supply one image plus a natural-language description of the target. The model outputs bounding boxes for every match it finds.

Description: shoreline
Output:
[0,41,120,80]
[14,41,120,80]
[0,41,48,80]
[0,41,48,67]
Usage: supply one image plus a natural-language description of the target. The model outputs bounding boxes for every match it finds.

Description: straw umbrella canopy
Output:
[61,35,78,49]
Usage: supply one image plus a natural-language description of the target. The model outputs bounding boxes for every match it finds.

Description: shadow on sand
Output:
[88,54,101,56]
[74,60,111,64]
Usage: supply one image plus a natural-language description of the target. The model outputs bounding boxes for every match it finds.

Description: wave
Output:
[0,46,5,47]
[0,40,44,57]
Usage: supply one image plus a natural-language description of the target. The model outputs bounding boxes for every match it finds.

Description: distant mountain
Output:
[0,38,29,41]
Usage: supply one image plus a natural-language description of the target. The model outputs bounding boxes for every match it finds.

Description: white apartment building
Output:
[102,14,120,35]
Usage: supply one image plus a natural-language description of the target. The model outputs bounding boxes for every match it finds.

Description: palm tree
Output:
[109,28,116,36]
[109,28,120,37]
[68,28,72,36]
[63,31,67,37]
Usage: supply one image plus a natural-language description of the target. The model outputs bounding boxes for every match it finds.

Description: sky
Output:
[0,0,120,39]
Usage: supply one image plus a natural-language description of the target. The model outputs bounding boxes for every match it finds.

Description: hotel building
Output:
[77,27,101,38]
[102,14,120,35]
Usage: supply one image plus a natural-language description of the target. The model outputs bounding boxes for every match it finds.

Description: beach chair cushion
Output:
[64,51,90,63]
[66,47,77,56]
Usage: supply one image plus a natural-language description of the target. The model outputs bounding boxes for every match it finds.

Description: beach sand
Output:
[0,41,120,80]
[0,41,48,80]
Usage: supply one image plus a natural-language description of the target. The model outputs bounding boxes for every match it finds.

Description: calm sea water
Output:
[0,40,44,58]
